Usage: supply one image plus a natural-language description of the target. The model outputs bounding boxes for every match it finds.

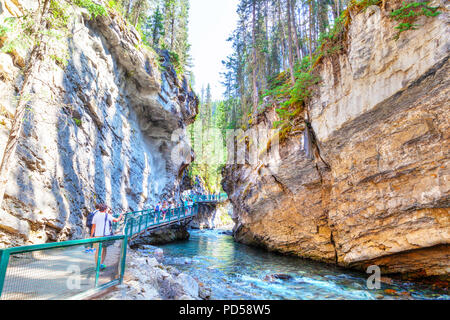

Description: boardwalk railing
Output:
[189,193,228,203]
[122,204,199,239]
[0,193,228,300]
[0,235,127,300]
[116,193,228,237]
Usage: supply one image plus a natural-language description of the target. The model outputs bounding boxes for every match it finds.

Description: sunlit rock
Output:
[0,3,198,246]
[222,5,450,278]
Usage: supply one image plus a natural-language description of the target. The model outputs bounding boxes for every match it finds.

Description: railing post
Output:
[130,219,134,237]
[0,250,10,299]
[119,236,128,284]
[94,242,103,287]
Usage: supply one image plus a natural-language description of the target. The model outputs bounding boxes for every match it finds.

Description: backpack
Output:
[103,211,113,236]
[87,210,98,232]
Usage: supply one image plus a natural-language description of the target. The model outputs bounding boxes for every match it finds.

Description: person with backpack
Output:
[90,204,123,270]
[85,204,101,253]
[161,200,169,221]
[154,202,161,223]
[86,204,98,230]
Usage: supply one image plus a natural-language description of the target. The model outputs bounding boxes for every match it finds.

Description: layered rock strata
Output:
[0,2,197,246]
[223,2,450,278]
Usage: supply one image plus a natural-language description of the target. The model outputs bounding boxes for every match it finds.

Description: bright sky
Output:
[188,0,239,101]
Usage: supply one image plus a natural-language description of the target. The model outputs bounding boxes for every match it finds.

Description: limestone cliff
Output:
[0,1,198,247]
[190,201,234,230]
[223,1,449,278]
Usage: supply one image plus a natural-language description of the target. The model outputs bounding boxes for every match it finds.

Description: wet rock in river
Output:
[104,249,207,300]
[169,257,193,265]
[199,286,212,300]
[264,274,293,282]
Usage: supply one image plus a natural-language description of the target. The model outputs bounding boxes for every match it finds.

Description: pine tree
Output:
[149,6,165,47]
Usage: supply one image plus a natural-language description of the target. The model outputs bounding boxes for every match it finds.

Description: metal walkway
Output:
[122,204,200,241]
[120,193,228,240]
[0,193,228,300]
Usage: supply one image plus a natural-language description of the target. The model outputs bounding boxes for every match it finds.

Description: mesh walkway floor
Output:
[1,241,122,300]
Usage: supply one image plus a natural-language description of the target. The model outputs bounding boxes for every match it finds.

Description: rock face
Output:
[223,3,450,278]
[129,224,190,247]
[190,201,234,230]
[0,3,197,247]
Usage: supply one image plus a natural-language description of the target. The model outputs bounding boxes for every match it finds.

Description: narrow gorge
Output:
[0,0,448,302]
[222,1,449,280]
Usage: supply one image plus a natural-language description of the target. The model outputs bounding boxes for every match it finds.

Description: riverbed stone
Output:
[176,273,199,298]
[105,249,207,300]
[199,286,212,300]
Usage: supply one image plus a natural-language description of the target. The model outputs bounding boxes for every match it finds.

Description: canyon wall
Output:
[223,2,449,278]
[190,201,234,230]
[0,2,197,247]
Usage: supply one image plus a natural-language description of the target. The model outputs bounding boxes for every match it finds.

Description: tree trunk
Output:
[133,1,142,27]
[308,0,314,61]
[332,0,340,20]
[170,16,175,51]
[277,0,287,71]
[126,0,133,21]
[290,0,302,62]
[318,0,329,35]
[265,0,270,80]
[286,0,295,85]
[0,0,51,210]
[251,0,258,113]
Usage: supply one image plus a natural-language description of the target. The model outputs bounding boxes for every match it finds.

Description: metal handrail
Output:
[115,194,228,234]
[0,235,127,300]
[0,193,228,300]
[186,193,228,203]
[123,204,200,238]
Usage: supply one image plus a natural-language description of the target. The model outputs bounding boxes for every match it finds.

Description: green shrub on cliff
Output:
[49,0,71,29]
[0,16,33,59]
[390,1,441,39]
[74,0,107,19]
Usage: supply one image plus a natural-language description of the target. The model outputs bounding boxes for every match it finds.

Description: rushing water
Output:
[157,229,449,300]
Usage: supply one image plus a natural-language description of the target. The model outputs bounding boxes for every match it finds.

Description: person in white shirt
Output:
[90,204,123,269]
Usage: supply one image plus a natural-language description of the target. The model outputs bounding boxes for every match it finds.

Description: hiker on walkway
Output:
[187,197,193,215]
[154,202,161,223]
[183,197,189,216]
[85,204,101,253]
[161,200,169,221]
[169,201,175,220]
[90,204,123,270]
